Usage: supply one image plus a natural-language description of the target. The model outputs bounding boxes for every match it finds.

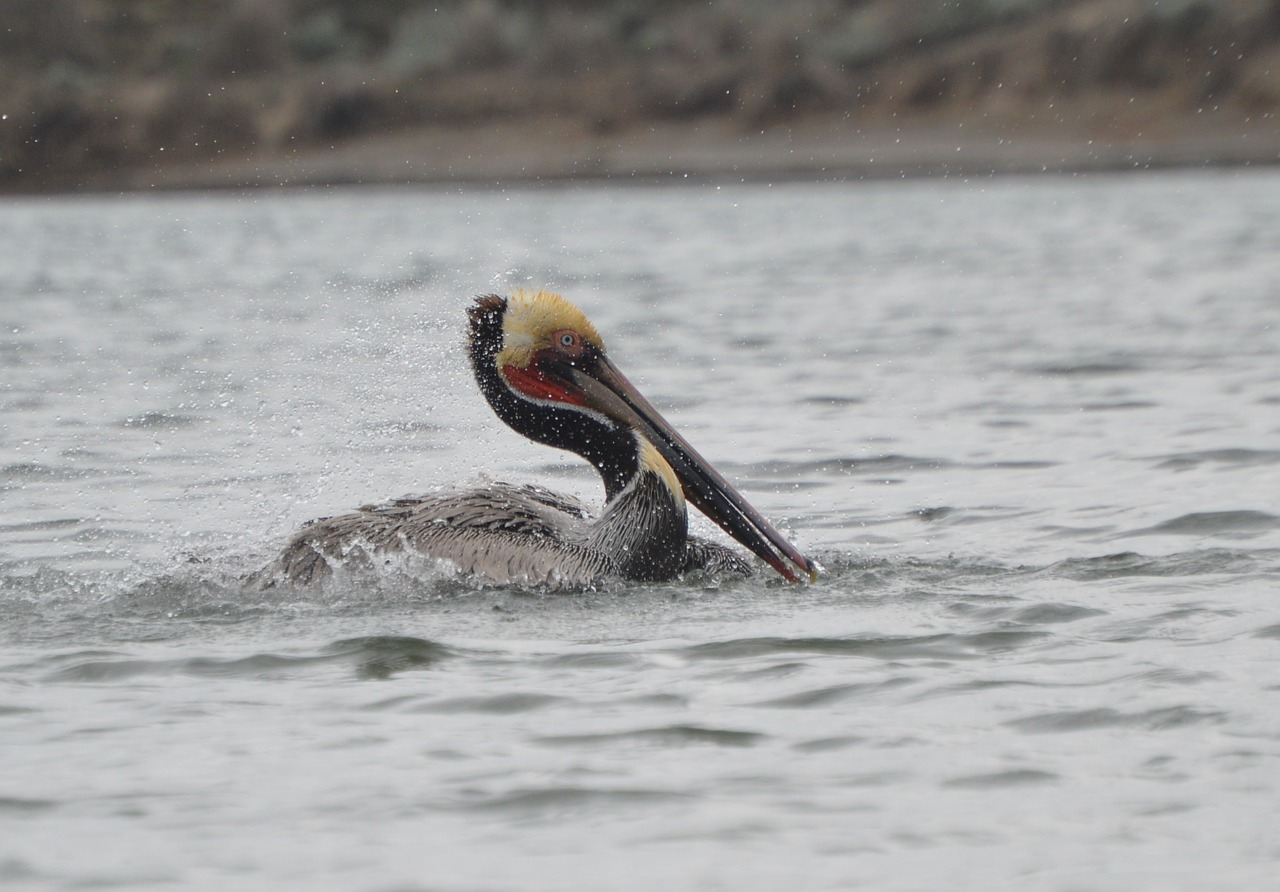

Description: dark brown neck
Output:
[468,295,642,501]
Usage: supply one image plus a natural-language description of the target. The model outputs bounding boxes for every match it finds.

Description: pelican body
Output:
[257,290,813,588]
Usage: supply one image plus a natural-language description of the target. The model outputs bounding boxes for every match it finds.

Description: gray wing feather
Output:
[251,482,611,588]
[682,535,754,576]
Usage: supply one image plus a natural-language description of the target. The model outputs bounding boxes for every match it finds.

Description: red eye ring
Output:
[553,330,583,355]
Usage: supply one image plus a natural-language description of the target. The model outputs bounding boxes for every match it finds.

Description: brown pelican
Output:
[256,289,815,588]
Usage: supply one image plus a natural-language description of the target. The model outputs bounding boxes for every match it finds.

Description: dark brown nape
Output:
[467,294,508,370]
[468,294,506,322]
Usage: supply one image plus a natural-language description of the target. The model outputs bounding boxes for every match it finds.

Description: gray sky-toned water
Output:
[2,173,1279,890]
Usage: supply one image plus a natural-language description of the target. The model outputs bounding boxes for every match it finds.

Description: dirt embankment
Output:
[2,0,1279,192]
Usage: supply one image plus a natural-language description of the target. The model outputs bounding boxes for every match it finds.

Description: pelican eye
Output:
[552,329,586,357]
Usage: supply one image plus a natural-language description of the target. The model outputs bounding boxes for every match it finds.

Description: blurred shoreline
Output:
[3,0,1278,194]
[11,116,1280,196]
[128,115,1280,193]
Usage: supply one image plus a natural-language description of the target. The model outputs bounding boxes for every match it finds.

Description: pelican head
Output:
[467,289,814,583]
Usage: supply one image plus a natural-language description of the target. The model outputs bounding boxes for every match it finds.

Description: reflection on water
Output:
[2,173,1280,890]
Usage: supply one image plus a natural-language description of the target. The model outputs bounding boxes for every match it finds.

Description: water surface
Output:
[2,173,1279,890]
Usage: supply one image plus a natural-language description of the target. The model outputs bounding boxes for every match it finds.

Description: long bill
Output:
[565,355,817,583]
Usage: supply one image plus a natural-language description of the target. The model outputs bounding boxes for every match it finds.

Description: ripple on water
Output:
[800,394,867,407]
[1007,602,1108,624]
[535,725,765,748]
[750,677,916,709]
[790,735,868,753]
[415,692,570,714]
[541,650,648,670]
[945,600,1105,626]
[325,636,455,680]
[29,636,454,684]
[737,454,953,479]
[1045,548,1273,579]
[1,462,114,483]
[1026,357,1148,377]
[1005,705,1228,734]
[942,769,1059,789]
[1153,448,1280,470]
[445,786,693,818]
[39,650,336,683]
[1129,510,1280,538]
[0,517,88,536]
[678,630,1050,664]
[116,411,203,430]
[0,797,57,815]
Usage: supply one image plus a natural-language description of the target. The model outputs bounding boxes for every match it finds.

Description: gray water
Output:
[2,173,1279,891]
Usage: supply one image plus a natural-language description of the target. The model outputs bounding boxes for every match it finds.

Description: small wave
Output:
[1079,400,1158,412]
[678,629,1048,664]
[413,691,569,714]
[1,462,111,483]
[790,735,867,753]
[26,635,453,684]
[942,769,1058,789]
[900,504,1046,531]
[732,456,1056,488]
[444,786,691,816]
[536,724,764,748]
[738,455,952,478]
[0,517,87,534]
[913,506,954,522]
[1128,511,1279,538]
[38,650,335,683]
[116,411,203,430]
[1005,602,1107,624]
[1153,448,1280,470]
[1006,705,1227,734]
[800,394,867,407]
[751,677,914,708]
[1043,549,1271,579]
[806,551,1014,586]
[976,460,1059,470]
[1131,667,1221,686]
[540,650,648,670]
[325,635,455,680]
[1027,358,1146,377]
[0,796,57,815]
[1093,605,1241,644]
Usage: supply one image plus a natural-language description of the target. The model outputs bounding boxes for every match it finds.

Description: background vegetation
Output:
[2,0,1278,190]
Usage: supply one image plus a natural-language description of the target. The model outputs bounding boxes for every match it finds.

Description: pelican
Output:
[255,290,815,588]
